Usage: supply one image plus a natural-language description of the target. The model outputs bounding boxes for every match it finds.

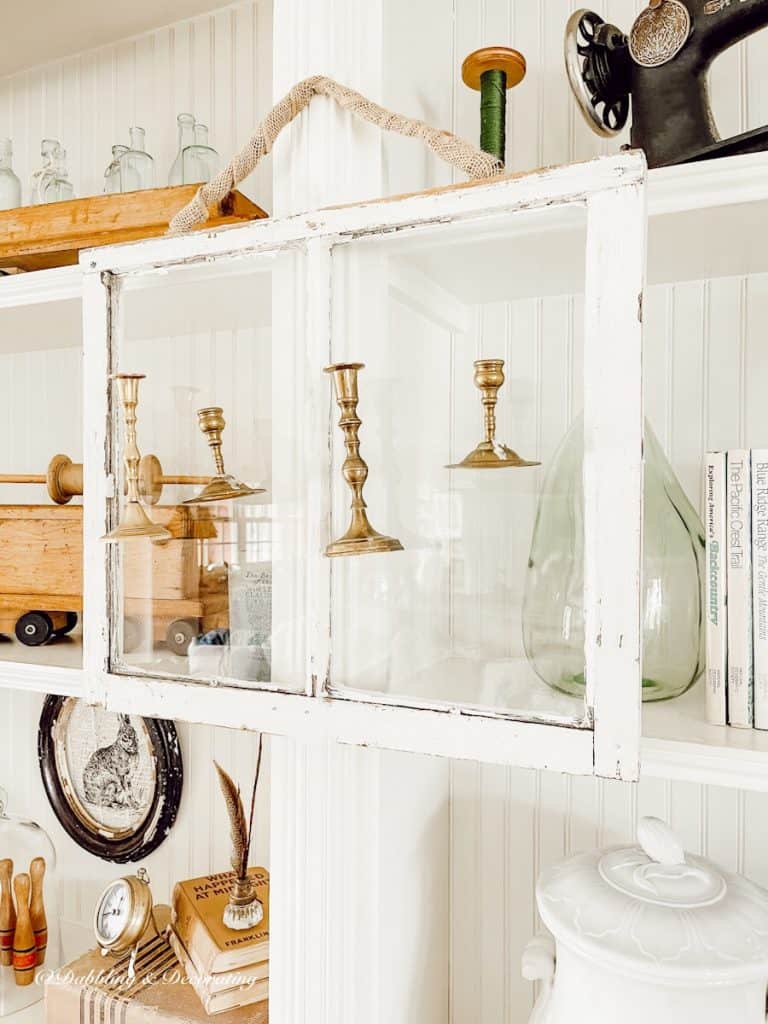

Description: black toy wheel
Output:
[56,612,78,636]
[15,611,54,647]
[166,619,197,657]
[123,616,141,653]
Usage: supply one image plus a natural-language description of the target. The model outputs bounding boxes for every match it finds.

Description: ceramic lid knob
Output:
[636,816,685,866]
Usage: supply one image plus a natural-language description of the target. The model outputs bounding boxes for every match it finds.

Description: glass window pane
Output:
[328,206,589,723]
[109,252,306,692]
[0,293,82,669]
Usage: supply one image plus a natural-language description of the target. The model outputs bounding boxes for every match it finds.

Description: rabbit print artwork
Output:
[82,714,142,811]
[38,696,183,861]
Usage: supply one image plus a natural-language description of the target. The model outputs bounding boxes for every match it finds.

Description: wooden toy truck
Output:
[0,504,228,654]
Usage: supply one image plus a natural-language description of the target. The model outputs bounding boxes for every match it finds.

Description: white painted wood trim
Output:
[0,662,82,696]
[648,150,768,216]
[82,153,646,275]
[585,180,646,782]
[81,270,113,705]
[0,265,82,308]
[97,672,594,772]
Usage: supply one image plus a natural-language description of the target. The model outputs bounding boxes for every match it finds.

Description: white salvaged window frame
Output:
[81,151,646,780]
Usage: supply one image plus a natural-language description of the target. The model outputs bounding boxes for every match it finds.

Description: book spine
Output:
[726,450,754,728]
[172,882,218,978]
[705,453,728,725]
[752,451,768,729]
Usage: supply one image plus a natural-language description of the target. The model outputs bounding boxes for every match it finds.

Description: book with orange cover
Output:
[172,867,270,975]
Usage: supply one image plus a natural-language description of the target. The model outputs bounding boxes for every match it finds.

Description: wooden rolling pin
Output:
[0,453,210,506]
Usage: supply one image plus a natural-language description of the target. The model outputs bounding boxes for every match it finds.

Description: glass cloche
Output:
[0,786,60,1017]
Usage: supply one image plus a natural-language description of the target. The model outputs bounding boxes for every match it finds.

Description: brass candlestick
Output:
[103,374,172,542]
[325,362,403,558]
[184,407,264,504]
[447,359,539,469]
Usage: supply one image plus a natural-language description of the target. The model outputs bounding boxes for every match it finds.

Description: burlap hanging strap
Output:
[168,74,503,234]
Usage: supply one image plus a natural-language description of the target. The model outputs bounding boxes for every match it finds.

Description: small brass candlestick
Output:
[462,46,527,166]
[103,374,172,542]
[448,359,539,469]
[325,362,403,558]
[184,407,265,504]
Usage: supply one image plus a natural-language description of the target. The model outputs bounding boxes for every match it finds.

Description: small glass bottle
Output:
[30,138,60,205]
[104,143,129,194]
[120,126,155,192]
[0,140,21,211]
[41,147,74,203]
[168,113,196,185]
[182,121,220,185]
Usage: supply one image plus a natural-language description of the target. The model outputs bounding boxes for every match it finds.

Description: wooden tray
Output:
[0,185,268,272]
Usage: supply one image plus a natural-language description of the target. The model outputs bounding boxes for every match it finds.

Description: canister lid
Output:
[537,817,768,983]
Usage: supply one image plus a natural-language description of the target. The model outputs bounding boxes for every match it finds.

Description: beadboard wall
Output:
[0,0,272,211]
[1,1,768,1021]
[0,0,274,967]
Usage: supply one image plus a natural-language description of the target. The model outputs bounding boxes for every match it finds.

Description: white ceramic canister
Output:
[523,817,768,1024]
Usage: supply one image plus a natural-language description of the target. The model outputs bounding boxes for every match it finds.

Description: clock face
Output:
[96,880,131,944]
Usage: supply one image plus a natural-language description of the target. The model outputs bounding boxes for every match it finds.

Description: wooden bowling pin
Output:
[0,859,14,966]
[29,858,47,966]
[12,873,36,986]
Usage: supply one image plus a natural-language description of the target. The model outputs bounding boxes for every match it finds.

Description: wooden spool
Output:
[0,453,210,506]
[461,46,527,166]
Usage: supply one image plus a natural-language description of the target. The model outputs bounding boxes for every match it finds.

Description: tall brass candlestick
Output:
[447,359,539,469]
[184,406,264,504]
[325,363,403,558]
[103,374,171,542]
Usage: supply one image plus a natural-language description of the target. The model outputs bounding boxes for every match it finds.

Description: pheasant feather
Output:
[214,761,249,878]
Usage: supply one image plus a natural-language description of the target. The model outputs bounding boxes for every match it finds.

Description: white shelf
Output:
[643,684,768,791]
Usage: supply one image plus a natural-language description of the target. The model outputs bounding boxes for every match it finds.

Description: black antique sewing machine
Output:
[565,0,768,168]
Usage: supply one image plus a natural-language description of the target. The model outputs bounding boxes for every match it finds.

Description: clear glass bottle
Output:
[522,415,705,702]
[182,122,220,185]
[0,140,21,211]
[0,786,60,1017]
[168,113,196,185]
[120,126,155,192]
[41,147,74,203]
[30,138,60,205]
[104,143,129,194]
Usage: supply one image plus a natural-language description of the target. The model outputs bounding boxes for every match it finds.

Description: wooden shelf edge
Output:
[0,186,268,272]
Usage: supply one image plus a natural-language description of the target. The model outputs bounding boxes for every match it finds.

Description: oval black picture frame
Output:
[38,696,183,863]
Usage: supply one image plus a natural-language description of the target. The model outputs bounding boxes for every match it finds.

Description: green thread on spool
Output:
[479,68,507,166]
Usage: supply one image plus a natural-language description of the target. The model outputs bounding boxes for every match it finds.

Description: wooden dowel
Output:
[0,474,46,484]
[160,474,212,485]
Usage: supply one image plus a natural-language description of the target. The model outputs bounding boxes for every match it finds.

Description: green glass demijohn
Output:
[522,415,705,702]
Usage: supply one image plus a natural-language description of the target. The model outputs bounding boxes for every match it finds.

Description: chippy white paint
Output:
[70,152,646,780]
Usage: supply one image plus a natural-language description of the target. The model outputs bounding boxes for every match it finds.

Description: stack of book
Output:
[45,907,268,1024]
[705,450,768,729]
[169,867,270,1015]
